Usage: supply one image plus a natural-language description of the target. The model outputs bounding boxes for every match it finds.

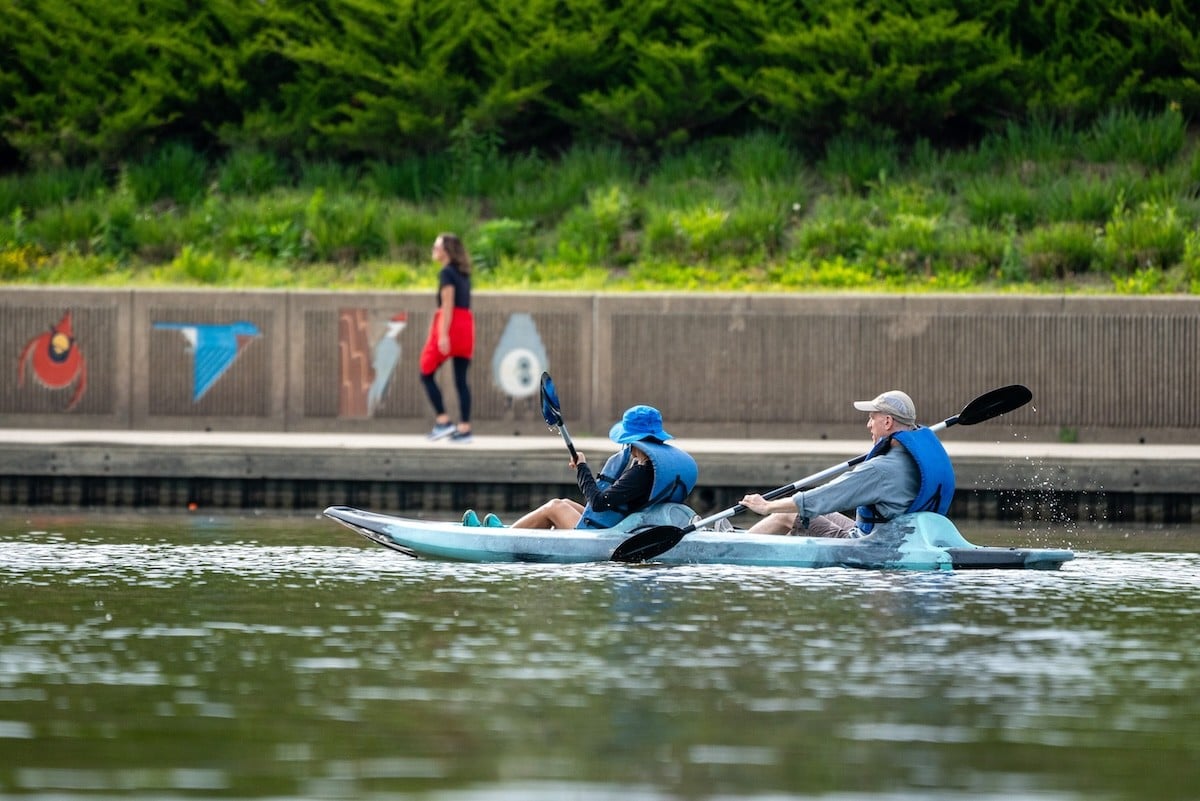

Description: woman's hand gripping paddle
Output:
[609,384,1033,563]
[539,372,578,462]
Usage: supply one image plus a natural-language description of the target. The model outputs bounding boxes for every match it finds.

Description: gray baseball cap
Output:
[853,390,917,426]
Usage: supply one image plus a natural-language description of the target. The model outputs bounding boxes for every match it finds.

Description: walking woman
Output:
[420,232,474,442]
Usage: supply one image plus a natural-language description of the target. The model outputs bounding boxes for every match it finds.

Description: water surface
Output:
[0,512,1196,800]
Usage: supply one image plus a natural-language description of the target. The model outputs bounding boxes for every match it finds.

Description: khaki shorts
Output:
[789,511,858,538]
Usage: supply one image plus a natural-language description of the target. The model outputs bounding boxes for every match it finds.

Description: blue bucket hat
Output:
[609,405,673,444]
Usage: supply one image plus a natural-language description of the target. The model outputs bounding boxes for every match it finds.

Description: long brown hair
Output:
[438,232,472,275]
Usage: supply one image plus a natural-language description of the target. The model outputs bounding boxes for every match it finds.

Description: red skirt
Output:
[419,309,475,374]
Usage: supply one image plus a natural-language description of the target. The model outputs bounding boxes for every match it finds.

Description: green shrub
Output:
[303,189,386,264]
[298,160,361,193]
[1021,222,1098,279]
[641,204,684,257]
[1184,229,1200,278]
[726,183,789,257]
[218,150,290,195]
[91,190,139,258]
[997,225,1028,283]
[0,164,107,217]
[448,121,507,198]
[493,152,601,222]
[728,131,799,183]
[0,243,47,280]
[205,193,307,261]
[935,225,1007,280]
[863,211,942,275]
[24,200,102,252]
[1085,108,1186,170]
[1111,267,1170,294]
[154,245,229,284]
[791,206,871,261]
[678,203,731,258]
[962,175,1037,228]
[32,253,128,284]
[473,218,532,270]
[739,4,1022,144]
[227,214,305,262]
[868,180,948,220]
[385,204,475,264]
[977,115,1075,165]
[821,133,901,193]
[364,156,453,203]
[555,184,635,265]
[667,203,730,259]
[1099,200,1187,273]
[798,256,879,290]
[131,208,188,263]
[1037,173,1128,224]
[125,142,209,206]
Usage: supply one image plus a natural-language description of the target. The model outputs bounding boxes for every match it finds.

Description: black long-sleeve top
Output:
[576,459,653,514]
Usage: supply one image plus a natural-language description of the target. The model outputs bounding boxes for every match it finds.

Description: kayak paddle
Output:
[539,371,578,461]
[610,383,1033,563]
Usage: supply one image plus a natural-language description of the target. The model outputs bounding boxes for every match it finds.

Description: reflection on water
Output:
[0,512,1197,800]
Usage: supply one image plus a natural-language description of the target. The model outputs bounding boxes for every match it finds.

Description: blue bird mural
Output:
[153,321,261,401]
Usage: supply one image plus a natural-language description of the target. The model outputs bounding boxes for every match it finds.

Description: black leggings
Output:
[420,357,471,423]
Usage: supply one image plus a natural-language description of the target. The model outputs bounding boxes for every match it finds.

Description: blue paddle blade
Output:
[539,372,563,427]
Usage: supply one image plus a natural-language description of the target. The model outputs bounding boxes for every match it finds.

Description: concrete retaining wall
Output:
[3,287,1198,443]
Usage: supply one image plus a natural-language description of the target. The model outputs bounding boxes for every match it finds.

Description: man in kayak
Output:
[486,404,698,529]
[739,390,955,537]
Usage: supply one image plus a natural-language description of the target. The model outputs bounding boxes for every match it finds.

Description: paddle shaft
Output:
[556,421,579,462]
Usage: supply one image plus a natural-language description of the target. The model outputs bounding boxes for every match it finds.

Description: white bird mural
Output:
[367,313,407,415]
[491,313,548,401]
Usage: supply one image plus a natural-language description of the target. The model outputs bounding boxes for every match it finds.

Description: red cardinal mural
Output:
[18,310,87,411]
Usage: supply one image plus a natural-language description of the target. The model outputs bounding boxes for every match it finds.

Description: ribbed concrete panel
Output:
[146,305,273,417]
[1,305,118,415]
[302,308,342,418]
[0,288,130,427]
[132,290,285,430]
[470,309,575,424]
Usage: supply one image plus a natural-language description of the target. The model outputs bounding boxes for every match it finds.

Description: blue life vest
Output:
[576,441,699,529]
[856,427,956,534]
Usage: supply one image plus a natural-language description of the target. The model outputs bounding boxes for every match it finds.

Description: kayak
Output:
[323,504,1075,570]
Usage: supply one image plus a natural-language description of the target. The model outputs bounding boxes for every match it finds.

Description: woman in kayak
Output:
[466,405,698,529]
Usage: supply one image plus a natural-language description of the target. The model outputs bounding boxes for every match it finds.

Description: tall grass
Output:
[3,112,1200,294]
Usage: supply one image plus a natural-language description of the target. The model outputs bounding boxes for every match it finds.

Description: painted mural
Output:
[338,309,408,418]
[153,321,261,402]
[17,310,87,411]
[491,312,547,401]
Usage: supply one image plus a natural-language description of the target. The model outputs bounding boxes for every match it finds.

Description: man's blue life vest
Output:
[576,441,699,529]
[856,427,956,534]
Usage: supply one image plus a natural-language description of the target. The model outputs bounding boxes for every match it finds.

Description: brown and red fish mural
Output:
[17,310,87,411]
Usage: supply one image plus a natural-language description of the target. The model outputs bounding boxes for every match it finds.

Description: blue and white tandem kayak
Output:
[323,504,1075,570]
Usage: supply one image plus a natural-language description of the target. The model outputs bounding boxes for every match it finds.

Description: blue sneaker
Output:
[483,513,503,528]
[428,422,456,441]
[462,509,482,527]
[449,429,473,444]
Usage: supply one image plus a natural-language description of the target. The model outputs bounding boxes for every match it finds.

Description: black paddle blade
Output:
[539,372,563,427]
[610,525,688,563]
[956,384,1032,426]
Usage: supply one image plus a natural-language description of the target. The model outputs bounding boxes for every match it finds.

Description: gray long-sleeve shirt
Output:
[791,445,920,530]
